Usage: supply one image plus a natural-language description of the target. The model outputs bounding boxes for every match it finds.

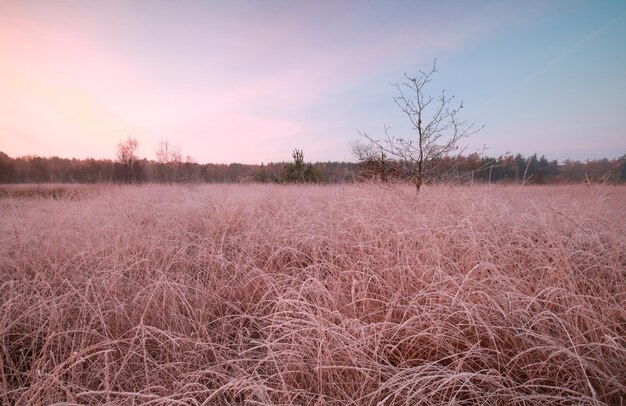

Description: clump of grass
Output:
[0,184,100,200]
[1,184,624,405]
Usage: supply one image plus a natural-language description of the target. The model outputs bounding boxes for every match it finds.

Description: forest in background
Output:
[0,150,625,185]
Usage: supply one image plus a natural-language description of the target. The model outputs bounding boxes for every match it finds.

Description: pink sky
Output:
[1,1,625,163]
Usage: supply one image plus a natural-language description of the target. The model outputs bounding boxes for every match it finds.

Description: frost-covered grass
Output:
[1,183,625,405]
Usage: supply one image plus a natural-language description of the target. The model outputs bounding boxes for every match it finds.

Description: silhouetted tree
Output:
[352,142,397,182]
[0,152,14,183]
[359,60,483,193]
[115,136,142,183]
[31,157,49,185]
[284,149,320,183]
[155,139,183,184]
[620,155,626,182]
[181,155,201,183]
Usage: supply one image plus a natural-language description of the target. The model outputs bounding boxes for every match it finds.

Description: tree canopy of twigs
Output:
[115,136,141,183]
[155,139,183,184]
[358,60,483,193]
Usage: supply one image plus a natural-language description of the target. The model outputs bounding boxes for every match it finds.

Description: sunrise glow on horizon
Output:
[1,0,625,164]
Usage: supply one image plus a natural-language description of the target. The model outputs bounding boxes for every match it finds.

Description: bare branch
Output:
[356,60,483,193]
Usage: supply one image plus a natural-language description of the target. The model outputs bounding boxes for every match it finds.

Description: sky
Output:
[1,0,625,164]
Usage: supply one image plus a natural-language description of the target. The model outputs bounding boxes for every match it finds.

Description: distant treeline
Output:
[0,151,357,184]
[0,151,624,185]
[360,153,626,185]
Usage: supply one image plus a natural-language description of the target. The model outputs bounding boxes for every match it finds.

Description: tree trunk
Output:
[414,175,422,194]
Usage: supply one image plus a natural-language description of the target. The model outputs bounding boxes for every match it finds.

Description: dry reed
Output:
[1,184,624,405]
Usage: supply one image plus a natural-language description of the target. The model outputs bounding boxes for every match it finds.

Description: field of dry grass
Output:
[1,183,625,405]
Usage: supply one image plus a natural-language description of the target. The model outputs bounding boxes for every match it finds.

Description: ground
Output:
[1,183,625,405]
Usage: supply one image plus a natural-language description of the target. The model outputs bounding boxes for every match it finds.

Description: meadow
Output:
[1,183,624,405]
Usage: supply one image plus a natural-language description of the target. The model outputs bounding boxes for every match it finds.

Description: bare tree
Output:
[116,136,141,183]
[155,139,182,184]
[352,141,399,183]
[359,60,483,193]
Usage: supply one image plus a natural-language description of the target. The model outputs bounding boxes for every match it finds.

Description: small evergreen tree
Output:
[283,149,320,183]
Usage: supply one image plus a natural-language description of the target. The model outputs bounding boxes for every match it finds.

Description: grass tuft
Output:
[1,184,624,405]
